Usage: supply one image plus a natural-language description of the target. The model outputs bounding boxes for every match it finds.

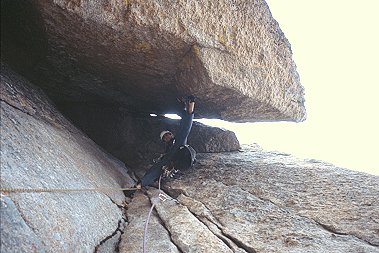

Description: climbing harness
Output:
[162,164,179,178]
[0,186,138,193]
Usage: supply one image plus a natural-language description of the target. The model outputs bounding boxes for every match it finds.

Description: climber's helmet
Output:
[160,130,173,143]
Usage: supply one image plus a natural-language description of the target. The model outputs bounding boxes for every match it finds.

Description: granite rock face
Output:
[0,64,135,252]
[1,62,378,252]
[120,192,180,253]
[59,103,240,177]
[119,144,379,253]
[148,188,234,253]
[1,0,305,122]
[4,1,376,252]
[0,195,46,253]
[189,120,241,153]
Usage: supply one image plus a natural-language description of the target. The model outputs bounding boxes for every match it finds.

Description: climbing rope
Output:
[0,186,138,193]
[1,181,168,253]
[143,191,157,253]
[143,175,169,253]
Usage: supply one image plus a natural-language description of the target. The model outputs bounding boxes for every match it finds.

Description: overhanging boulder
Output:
[1,0,306,122]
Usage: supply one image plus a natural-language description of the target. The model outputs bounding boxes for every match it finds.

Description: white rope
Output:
[143,176,164,253]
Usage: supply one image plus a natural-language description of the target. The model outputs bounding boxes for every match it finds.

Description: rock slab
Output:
[148,188,234,253]
[0,63,134,252]
[0,195,46,253]
[115,144,379,253]
[158,144,379,252]
[120,192,180,253]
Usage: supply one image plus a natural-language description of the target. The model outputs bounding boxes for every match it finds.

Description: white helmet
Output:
[160,130,172,141]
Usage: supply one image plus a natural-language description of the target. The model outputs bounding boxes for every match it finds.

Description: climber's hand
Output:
[186,95,196,103]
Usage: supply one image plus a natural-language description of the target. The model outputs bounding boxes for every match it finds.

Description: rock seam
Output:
[150,200,185,253]
[217,179,378,248]
[185,203,255,253]
[174,190,257,253]
[160,189,256,253]
[94,214,127,253]
[0,193,42,236]
[0,98,34,117]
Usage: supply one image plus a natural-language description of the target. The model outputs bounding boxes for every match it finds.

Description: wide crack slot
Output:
[173,191,256,253]
[150,199,184,253]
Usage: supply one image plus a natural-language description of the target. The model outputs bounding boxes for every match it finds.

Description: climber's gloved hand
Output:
[187,95,196,103]
[177,95,196,104]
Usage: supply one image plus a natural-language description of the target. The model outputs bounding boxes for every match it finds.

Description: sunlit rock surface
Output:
[119,192,180,253]
[1,0,305,122]
[0,195,46,252]
[1,63,377,252]
[121,144,379,252]
[0,64,134,252]
[4,1,377,252]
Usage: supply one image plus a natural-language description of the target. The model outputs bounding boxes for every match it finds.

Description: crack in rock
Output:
[106,194,126,209]
[94,218,125,253]
[149,196,184,253]
[0,99,34,117]
[306,215,379,247]
[95,190,129,253]
[176,193,251,253]
[147,188,234,253]
[119,191,180,253]
[218,180,379,248]
[165,176,379,253]
[194,149,379,246]
[0,194,46,252]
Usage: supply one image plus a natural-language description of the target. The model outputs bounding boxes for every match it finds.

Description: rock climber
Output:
[136,95,197,188]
